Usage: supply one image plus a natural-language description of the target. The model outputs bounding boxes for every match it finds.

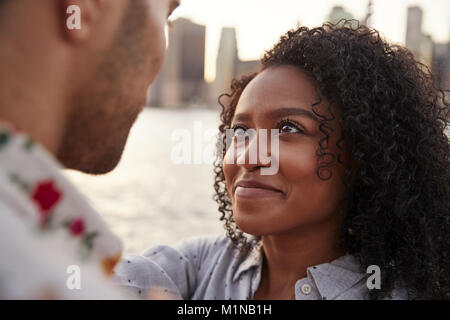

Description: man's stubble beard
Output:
[57,1,151,175]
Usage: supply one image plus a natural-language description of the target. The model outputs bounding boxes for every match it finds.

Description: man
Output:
[0,0,180,299]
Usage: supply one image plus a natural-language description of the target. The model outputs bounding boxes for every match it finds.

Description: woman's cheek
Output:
[222,161,236,199]
[278,142,318,178]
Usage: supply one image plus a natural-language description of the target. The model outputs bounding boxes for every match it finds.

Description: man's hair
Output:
[0,1,7,23]
[0,0,8,10]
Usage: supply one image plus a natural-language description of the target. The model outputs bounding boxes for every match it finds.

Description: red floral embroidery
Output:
[31,180,62,213]
[69,218,85,236]
[10,123,23,134]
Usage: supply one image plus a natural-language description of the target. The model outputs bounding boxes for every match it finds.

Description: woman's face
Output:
[223,65,347,236]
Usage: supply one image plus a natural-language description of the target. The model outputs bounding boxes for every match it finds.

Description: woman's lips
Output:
[235,186,283,198]
[234,180,284,199]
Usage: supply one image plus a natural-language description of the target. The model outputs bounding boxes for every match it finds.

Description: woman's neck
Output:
[254,216,345,299]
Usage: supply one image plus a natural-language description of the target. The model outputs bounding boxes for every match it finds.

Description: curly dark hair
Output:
[213,21,449,300]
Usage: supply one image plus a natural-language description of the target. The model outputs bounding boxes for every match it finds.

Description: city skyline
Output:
[170,0,450,82]
[151,3,450,109]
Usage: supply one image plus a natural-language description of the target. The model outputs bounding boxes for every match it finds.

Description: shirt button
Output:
[300,283,312,295]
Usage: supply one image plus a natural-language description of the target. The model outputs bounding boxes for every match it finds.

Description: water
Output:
[66,108,225,254]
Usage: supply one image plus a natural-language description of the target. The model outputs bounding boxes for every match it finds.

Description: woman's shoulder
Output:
[113,234,238,299]
[141,233,235,263]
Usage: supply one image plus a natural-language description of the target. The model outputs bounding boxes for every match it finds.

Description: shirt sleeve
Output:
[112,235,223,300]
[0,202,128,299]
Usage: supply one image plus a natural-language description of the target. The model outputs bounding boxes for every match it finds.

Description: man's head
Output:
[60,0,180,174]
[0,0,179,174]
[58,0,181,174]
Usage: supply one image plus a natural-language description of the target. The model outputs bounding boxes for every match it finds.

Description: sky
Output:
[170,0,450,82]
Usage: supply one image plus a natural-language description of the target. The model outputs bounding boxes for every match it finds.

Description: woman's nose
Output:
[235,129,272,172]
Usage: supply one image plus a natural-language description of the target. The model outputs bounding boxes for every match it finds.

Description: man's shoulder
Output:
[0,127,125,298]
[0,201,126,299]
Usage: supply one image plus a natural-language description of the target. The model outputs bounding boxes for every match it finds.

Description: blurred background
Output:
[67,0,450,254]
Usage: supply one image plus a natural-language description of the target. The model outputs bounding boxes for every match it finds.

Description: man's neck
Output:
[0,80,67,156]
[0,40,69,156]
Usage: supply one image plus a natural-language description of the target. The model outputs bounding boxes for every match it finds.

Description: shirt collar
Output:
[0,123,122,275]
[306,255,367,299]
[233,238,263,282]
[233,238,367,299]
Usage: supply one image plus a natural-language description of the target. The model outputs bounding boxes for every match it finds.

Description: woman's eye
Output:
[232,126,247,137]
[279,121,302,134]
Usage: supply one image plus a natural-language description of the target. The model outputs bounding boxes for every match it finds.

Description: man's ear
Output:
[59,0,106,43]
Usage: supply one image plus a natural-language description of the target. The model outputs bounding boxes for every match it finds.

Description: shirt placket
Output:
[295,278,321,300]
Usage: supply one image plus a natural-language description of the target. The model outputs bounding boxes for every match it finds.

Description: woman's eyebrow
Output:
[231,113,251,124]
[232,107,319,124]
[267,107,319,122]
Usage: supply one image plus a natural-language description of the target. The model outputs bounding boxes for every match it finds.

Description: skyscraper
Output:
[363,0,374,27]
[327,5,355,26]
[405,6,434,67]
[149,18,206,108]
[433,42,450,91]
[209,27,260,108]
[212,27,239,102]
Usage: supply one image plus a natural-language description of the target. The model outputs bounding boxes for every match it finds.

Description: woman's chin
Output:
[234,222,265,237]
[233,209,282,236]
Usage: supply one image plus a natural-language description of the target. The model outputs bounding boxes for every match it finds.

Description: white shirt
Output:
[0,122,126,299]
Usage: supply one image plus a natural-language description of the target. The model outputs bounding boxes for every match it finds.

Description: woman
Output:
[113,22,449,300]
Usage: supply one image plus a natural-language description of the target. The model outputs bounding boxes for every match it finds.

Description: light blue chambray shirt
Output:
[113,234,408,300]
